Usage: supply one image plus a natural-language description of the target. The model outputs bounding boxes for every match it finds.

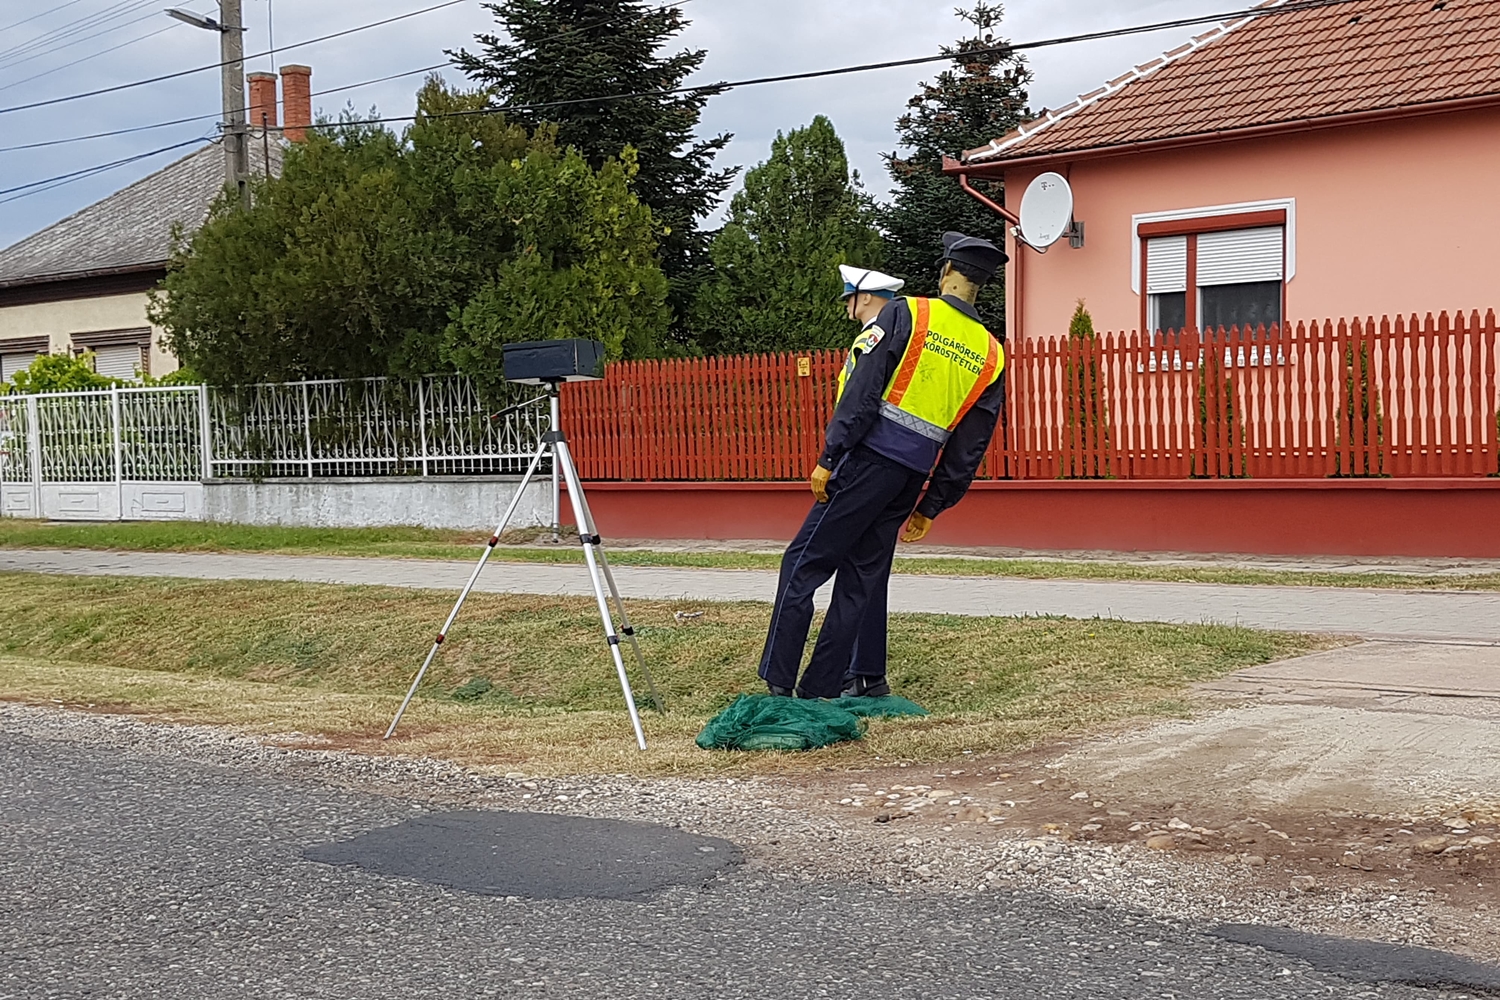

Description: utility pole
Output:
[219,0,249,207]
[168,3,249,207]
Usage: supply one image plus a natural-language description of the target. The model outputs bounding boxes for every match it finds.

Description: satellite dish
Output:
[1018,171,1074,249]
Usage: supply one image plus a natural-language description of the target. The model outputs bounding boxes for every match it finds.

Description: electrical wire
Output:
[0,0,471,116]
[0,0,162,68]
[302,0,1366,133]
[3,0,1335,204]
[0,63,454,153]
[0,134,210,204]
[0,0,697,152]
[0,0,94,36]
[0,20,184,93]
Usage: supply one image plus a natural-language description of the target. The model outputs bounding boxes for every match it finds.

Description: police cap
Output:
[938,231,1008,281]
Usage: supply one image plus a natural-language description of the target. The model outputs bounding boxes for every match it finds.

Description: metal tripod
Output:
[384,383,664,749]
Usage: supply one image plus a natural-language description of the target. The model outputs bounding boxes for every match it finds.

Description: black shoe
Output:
[841,674,891,698]
[767,682,794,697]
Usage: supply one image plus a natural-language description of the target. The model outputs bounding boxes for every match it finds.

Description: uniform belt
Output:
[878,401,950,443]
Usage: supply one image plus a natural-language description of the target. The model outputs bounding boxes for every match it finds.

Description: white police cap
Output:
[838,264,905,300]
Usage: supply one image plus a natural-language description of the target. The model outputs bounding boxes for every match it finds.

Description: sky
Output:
[0,0,1242,250]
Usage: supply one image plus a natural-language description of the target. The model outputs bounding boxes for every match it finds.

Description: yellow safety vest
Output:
[836,324,885,401]
[863,296,1002,472]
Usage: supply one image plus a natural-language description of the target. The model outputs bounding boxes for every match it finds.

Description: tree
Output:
[450,0,734,341]
[690,116,884,355]
[151,80,668,397]
[882,2,1031,331]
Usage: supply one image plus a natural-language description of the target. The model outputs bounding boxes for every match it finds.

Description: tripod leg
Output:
[550,453,561,544]
[571,479,664,714]
[384,439,549,740]
[555,439,648,751]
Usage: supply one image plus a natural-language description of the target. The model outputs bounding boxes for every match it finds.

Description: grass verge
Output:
[0,571,1330,775]
[2,519,1497,590]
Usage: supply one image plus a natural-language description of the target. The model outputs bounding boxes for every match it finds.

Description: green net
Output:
[695,692,928,752]
[833,694,929,719]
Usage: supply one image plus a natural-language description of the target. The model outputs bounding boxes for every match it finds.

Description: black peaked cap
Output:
[939,230,1008,279]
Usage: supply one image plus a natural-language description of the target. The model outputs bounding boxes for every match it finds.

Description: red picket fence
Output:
[561,310,1500,481]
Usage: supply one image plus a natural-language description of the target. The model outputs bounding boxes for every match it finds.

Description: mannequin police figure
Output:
[759,233,1008,700]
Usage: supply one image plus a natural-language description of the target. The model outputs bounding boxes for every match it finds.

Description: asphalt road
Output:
[1,728,1492,999]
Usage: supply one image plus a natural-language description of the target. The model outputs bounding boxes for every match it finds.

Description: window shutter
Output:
[1,352,38,382]
[92,344,143,380]
[1145,236,1187,293]
[1196,226,1283,286]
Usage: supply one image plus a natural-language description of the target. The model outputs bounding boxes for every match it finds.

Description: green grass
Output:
[0,571,1329,775]
[2,518,1498,591]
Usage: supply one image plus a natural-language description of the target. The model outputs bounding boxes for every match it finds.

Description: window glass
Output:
[1199,281,1281,333]
[1149,292,1186,336]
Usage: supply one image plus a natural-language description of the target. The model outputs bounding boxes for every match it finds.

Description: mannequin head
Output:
[845,290,892,325]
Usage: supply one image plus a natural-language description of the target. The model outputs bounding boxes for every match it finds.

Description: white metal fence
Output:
[0,375,546,521]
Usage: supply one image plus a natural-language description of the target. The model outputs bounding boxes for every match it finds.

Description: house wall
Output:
[0,291,178,377]
[1002,105,1500,340]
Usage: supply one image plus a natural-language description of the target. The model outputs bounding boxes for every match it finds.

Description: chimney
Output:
[280,64,312,142]
[247,72,278,132]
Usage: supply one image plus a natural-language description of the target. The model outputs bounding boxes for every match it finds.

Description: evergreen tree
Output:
[882,2,1030,331]
[691,116,884,355]
[450,1,733,341]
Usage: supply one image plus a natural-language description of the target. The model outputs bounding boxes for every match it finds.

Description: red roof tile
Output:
[967,0,1500,163]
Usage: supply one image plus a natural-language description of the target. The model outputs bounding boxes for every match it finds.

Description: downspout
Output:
[954,167,1024,343]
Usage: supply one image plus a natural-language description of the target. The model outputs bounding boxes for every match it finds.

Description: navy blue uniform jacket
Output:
[816,294,1005,520]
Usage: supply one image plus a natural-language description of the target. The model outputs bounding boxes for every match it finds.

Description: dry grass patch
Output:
[0,572,1330,775]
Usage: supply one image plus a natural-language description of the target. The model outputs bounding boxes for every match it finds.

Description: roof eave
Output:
[0,261,168,292]
[951,91,1500,175]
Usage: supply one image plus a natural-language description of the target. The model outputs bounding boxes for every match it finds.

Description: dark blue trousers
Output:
[757,446,926,698]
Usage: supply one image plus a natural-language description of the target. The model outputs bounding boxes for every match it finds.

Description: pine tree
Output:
[882,3,1030,331]
[450,1,733,342]
[690,116,884,355]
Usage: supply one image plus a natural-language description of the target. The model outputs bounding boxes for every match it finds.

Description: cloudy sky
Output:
[0,0,1238,249]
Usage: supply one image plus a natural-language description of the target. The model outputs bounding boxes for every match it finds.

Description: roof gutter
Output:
[952,90,1500,175]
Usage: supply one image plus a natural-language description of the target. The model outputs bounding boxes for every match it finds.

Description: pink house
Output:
[949,0,1500,343]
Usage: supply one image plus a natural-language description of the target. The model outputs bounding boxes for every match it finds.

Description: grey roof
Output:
[0,138,282,288]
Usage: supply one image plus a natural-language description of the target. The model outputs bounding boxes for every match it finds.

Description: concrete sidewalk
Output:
[2,547,1498,642]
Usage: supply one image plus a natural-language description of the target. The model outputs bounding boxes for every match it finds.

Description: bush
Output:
[7,353,123,394]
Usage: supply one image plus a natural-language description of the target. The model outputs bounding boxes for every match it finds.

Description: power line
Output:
[0,63,453,154]
[0,134,210,204]
[308,0,1365,132]
[2,0,1343,204]
[0,19,185,93]
[0,0,697,151]
[0,0,94,36]
[0,0,161,68]
[0,0,470,116]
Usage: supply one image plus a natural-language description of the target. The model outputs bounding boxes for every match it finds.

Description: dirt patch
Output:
[793,697,1500,956]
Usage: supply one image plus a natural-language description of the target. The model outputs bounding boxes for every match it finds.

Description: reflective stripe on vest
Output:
[881,296,1001,436]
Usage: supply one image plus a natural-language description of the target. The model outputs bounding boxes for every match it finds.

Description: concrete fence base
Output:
[204,476,553,532]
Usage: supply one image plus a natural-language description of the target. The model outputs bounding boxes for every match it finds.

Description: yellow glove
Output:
[900,512,933,543]
[809,464,833,503]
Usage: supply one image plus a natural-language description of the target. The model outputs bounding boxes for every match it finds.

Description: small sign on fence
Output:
[796,357,811,378]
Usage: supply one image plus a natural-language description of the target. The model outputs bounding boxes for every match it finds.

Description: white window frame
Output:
[1131,198,1296,295]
